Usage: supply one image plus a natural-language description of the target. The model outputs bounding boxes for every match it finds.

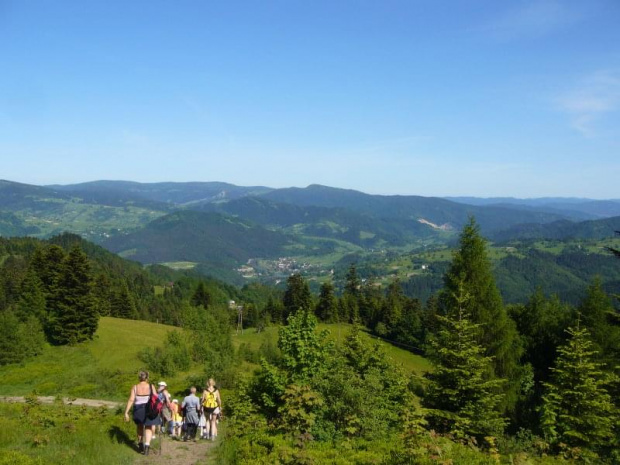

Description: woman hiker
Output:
[124,371,162,455]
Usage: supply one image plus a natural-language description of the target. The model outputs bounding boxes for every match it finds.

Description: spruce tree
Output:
[423,284,507,439]
[441,216,523,410]
[16,268,46,322]
[342,264,361,322]
[541,324,616,458]
[49,246,97,344]
[578,277,620,364]
[190,281,212,309]
[110,281,138,319]
[381,279,404,332]
[315,281,337,322]
[282,273,312,320]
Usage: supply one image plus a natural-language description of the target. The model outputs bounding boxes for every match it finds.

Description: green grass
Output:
[0,317,179,401]
[233,322,431,376]
[0,402,139,465]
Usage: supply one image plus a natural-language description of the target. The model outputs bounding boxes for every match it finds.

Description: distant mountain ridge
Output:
[48,180,274,205]
[446,196,620,220]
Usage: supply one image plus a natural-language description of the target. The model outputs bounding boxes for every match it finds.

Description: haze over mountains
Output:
[1,179,619,285]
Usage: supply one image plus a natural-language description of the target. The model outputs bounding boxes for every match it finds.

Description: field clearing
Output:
[159,261,198,270]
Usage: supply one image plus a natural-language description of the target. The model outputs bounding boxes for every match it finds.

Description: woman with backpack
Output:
[124,371,162,455]
[156,381,172,438]
[201,378,222,441]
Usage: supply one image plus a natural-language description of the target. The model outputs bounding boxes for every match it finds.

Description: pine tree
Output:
[190,281,212,309]
[541,324,616,458]
[342,264,361,322]
[282,273,312,320]
[110,280,138,319]
[315,281,337,322]
[578,277,620,364]
[381,279,404,332]
[91,273,112,317]
[423,284,507,439]
[441,216,523,410]
[48,246,97,344]
[16,268,46,321]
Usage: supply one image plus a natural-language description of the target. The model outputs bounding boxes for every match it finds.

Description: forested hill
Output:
[102,210,291,266]
[48,180,273,205]
[491,216,620,243]
[197,196,439,246]
[0,233,241,325]
[261,184,571,233]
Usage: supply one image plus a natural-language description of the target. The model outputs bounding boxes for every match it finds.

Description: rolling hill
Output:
[261,184,571,233]
[197,195,442,247]
[491,216,620,243]
[103,210,292,266]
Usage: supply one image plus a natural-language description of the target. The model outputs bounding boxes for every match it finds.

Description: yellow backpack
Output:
[203,390,217,409]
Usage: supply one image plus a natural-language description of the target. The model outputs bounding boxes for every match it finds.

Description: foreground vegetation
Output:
[0,219,618,464]
[0,399,138,465]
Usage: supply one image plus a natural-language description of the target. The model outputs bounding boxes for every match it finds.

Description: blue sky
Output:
[0,0,619,198]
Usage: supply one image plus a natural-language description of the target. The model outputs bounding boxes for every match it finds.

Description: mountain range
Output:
[1,179,619,283]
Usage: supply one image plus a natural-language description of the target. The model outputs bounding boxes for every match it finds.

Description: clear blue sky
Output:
[1,0,619,198]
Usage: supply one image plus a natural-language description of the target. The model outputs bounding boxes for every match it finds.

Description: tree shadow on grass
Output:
[108,425,137,450]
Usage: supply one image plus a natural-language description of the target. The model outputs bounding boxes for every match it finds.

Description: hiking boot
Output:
[144,445,150,456]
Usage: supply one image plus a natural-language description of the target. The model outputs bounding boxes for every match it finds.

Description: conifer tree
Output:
[190,281,212,309]
[578,277,620,363]
[441,216,523,410]
[91,273,112,317]
[48,246,97,344]
[541,324,616,458]
[110,280,138,319]
[381,279,404,332]
[424,284,507,439]
[342,264,361,322]
[282,273,312,320]
[315,281,337,322]
[16,268,46,321]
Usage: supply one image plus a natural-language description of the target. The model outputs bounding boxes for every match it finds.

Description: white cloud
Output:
[558,70,620,137]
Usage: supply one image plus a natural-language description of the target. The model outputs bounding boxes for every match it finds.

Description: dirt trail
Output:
[0,395,122,409]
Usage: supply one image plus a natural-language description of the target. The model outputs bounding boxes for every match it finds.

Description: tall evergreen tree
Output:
[381,279,404,332]
[190,281,212,309]
[578,277,620,364]
[16,268,46,322]
[342,264,361,322]
[441,216,523,410]
[91,273,112,317]
[541,324,616,458]
[48,246,97,344]
[315,281,337,322]
[110,280,138,319]
[282,273,312,320]
[424,284,507,439]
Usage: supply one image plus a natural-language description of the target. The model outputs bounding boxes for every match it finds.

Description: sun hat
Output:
[172,399,178,403]
[158,381,167,387]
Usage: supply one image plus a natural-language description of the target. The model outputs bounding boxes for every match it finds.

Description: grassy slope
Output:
[0,318,431,401]
[0,317,176,401]
[232,322,431,376]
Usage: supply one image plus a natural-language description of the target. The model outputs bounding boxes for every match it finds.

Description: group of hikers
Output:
[124,371,222,456]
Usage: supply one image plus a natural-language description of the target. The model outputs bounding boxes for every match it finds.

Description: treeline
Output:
[225,218,620,462]
[0,233,257,366]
